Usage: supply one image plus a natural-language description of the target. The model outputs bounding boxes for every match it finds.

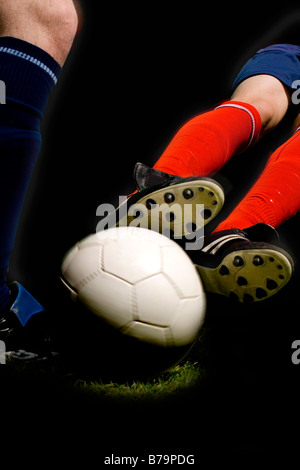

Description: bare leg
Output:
[0,0,79,65]
[231,74,291,136]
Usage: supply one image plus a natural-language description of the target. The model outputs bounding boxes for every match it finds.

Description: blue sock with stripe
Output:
[0,37,61,317]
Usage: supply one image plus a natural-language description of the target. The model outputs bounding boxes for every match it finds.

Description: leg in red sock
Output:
[195,80,296,302]
[153,100,261,177]
[216,125,300,231]
[194,122,299,303]
[153,74,289,179]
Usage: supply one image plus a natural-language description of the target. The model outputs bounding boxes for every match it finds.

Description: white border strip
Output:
[215,103,257,150]
[202,233,246,255]
[0,46,58,84]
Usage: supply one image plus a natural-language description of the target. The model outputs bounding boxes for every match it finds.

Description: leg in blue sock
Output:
[0,0,79,339]
[0,114,42,312]
[0,38,61,321]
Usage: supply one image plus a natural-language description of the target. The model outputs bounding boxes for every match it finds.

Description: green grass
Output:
[74,360,206,401]
[5,327,209,404]
[69,328,210,401]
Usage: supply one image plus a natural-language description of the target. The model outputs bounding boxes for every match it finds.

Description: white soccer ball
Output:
[60,227,206,347]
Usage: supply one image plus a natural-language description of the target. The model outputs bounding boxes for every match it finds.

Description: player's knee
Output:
[253,96,290,134]
[231,75,290,135]
[0,0,80,65]
[32,0,80,64]
[230,95,279,134]
[253,99,280,133]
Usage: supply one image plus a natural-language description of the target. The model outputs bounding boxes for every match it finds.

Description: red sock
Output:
[153,101,261,177]
[215,129,300,231]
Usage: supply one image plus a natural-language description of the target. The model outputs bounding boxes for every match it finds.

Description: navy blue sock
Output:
[0,37,61,315]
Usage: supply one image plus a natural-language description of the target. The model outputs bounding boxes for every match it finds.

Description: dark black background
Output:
[4,0,300,462]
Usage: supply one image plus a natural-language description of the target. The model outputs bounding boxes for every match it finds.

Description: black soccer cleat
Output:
[191,223,294,303]
[101,162,225,238]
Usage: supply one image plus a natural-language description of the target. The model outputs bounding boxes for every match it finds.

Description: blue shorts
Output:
[233,44,300,111]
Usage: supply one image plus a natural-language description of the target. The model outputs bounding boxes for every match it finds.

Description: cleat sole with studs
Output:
[116,179,224,238]
[196,247,293,303]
